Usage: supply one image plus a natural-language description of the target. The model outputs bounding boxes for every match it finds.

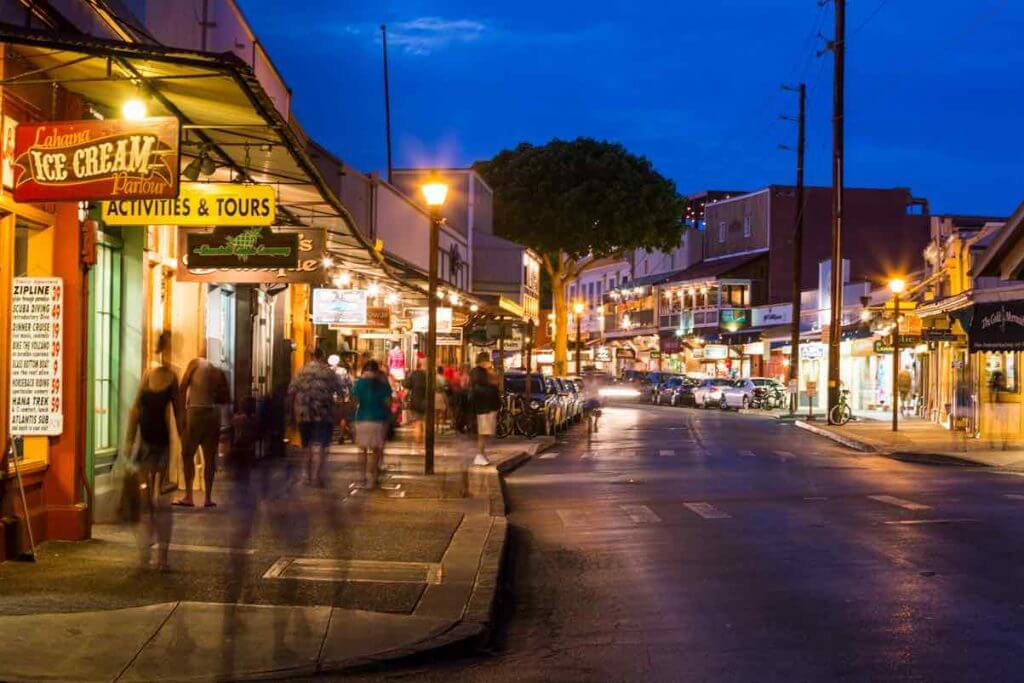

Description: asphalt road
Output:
[334,403,1024,682]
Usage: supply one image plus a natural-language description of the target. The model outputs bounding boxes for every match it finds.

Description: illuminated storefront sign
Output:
[313,289,367,326]
[13,117,179,201]
[101,182,276,226]
[176,227,325,283]
[185,226,297,269]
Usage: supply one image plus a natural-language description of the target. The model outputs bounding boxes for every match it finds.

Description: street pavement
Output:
[0,431,543,681]
[332,402,1024,682]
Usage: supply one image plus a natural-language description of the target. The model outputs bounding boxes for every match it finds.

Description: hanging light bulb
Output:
[436,289,445,300]
[384,292,399,305]
[367,282,381,297]
[470,303,479,313]
[334,271,351,288]
[448,291,460,306]
[322,256,334,268]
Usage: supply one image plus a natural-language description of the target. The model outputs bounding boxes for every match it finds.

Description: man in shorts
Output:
[288,347,345,487]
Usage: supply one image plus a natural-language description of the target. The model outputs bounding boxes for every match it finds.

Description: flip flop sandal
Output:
[172,500,194,507]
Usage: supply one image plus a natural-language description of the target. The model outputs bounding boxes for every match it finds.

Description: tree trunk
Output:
[552,278,568,375]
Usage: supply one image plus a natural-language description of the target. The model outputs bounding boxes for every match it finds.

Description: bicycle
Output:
[496,393,540,438]
[829,388,853,425]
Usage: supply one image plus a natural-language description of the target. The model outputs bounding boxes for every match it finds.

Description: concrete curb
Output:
[794,419,989,467]
[335,438,546,673]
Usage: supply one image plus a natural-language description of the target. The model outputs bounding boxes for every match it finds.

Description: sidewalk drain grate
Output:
[262,557,443,584]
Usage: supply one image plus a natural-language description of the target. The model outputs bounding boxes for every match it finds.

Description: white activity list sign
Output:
[10,277,63,436]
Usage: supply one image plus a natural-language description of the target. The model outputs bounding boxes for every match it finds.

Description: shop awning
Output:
[0,25,417,292]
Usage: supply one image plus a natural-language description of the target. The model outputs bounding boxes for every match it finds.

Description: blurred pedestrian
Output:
[123,330,182,571]
[435,365,450,431]
[352,359,392,489]
[288,347,345,487]
[404,359,428,445]
[469,352,501,466]
[174,354,230,508]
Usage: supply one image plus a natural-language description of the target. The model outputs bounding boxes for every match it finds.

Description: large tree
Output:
[475,138,686,374]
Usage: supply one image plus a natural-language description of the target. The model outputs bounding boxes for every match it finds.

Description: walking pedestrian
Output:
[288,347,345,487]
[352,359,393,489]
[404,359,428,445]
[469,352,501,466]
[123,330,182,571]
[435,365,449,431]
[174,354,230,508]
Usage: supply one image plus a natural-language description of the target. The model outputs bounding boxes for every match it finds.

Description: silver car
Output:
[693,378,734,408]
[720,378,782,410]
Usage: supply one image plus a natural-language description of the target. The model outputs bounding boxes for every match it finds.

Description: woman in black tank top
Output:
[123,331,182,571]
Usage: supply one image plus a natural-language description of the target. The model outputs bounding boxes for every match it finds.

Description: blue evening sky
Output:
[242,1,1022,216]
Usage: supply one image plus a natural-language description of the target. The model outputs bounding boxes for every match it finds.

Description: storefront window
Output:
[92,237,122,465]
[985,352,1017,392]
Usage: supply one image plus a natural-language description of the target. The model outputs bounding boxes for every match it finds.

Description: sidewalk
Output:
[795,417,1024,469]
[0,430,552,682]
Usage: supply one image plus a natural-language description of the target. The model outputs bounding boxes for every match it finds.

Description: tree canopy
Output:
[474,138,686,263]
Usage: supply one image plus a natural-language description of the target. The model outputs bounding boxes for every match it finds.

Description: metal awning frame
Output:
[0,26,431,300]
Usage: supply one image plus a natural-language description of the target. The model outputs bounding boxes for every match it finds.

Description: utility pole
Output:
[782,83,806,415]
[827,0,846,422]
[381,25,394,184]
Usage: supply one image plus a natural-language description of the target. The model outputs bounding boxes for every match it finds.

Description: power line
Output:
[851,0,891,35]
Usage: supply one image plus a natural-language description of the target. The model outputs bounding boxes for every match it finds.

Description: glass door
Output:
[88,233,123,476]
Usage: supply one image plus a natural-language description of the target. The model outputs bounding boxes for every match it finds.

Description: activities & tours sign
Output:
[101,182,276,226]
[12,117,179,202]
[185,226,298,269]
[9,278,63,436]
[177,227,325,283]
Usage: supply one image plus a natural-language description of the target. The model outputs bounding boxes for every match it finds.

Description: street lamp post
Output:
[889,278,905,433]
[421,176,449,475]
[573,301,584,375]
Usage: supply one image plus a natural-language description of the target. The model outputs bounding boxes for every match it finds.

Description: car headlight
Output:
[530,401,540,410]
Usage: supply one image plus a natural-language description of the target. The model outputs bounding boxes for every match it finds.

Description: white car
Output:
[720,378,782,410]
[693,378,734,408]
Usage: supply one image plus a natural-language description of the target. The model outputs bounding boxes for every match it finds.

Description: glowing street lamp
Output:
[889,277,906,432]
[420,174,448,475]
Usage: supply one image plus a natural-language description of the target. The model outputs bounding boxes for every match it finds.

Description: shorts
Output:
[476,411,498,436]
[299,420,333,448]
[355,421,386,450]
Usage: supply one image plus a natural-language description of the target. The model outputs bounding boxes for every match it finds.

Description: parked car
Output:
[720,378,785,410]
[692,378,734,408]
[562,377,585,423]
[664,377,700,407]
[652,376,685,406]
[504,371,559,435]
[545,376,571,431]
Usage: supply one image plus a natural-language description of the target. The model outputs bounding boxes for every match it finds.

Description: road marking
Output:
[539,452,559,459]
[620,504,662,524]
[1004,493,1024,500]
[683,502,731,519]
[774,450,796,459]
[659,449,675,457]
[868,494,932,511]
[883,518,978,526]
[738,449,755,457]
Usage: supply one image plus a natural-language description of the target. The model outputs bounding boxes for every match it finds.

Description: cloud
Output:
[384,17,488,56]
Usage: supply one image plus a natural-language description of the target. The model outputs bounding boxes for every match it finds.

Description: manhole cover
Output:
[263,558,442,584]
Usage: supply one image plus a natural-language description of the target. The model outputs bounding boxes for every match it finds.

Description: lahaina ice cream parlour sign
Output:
[12,117,179,202]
